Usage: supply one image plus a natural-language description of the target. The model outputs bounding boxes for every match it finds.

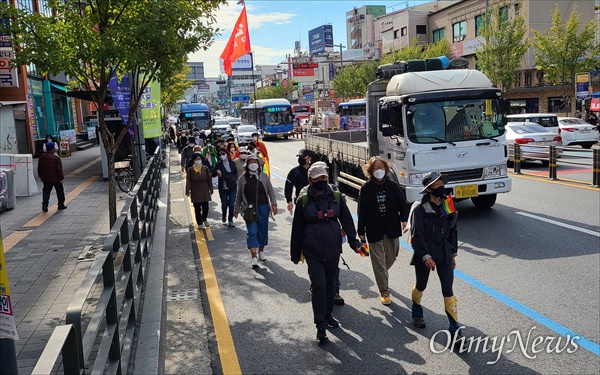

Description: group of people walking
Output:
[177,131,460,345]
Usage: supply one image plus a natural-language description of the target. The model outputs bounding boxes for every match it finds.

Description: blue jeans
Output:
[246,204,269,249]
[219,188,236,222]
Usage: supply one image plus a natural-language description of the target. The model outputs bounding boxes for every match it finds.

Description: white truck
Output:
[305,57,511,208]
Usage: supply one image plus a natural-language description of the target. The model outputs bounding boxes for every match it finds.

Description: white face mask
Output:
[230,148,235,152]
[194,160,202,166]
[373,169,386,180]
[252,137,258,142]
[220,155,227,161]
[240,154,247,160]
[248,163,259,171]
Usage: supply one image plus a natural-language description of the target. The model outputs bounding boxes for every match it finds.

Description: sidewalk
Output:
[0,146,127,375]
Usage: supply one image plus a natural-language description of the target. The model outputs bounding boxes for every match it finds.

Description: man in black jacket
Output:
[357,157,409,306]
[285,149,312,214]
[291,164,361,344]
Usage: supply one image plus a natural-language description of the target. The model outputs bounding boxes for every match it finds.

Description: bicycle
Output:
[115,157,135,193]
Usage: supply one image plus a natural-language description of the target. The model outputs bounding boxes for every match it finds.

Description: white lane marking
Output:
[516,211,600,238]
[285,164,295,168]
[271,165,281,170]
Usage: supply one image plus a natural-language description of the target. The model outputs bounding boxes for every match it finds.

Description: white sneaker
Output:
[251,257,259,268]
[258,252,267,261]
[198,223,205,230]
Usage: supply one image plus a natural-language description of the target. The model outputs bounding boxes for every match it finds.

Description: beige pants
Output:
[369,234,400,294]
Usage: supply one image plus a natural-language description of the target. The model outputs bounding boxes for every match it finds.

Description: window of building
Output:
[401,27,407,37]
[416,25,426,35]
[38,0,53,16]
[452,21,466,42]
[524,71,532,86]
[499,6,509,22]
[394,29,399,39]
[475,15,485,36]
[432,28,445,43]
[514,3,520,15]
[16,0,35,12]
[548,97,570,113]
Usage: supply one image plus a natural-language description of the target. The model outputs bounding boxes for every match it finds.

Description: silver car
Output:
[506,122,563,165]
[236,125,258,144]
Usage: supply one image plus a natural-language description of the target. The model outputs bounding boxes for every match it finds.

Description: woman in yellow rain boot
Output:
[408,171,460,337]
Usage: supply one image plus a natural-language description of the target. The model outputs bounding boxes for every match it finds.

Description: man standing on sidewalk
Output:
[38,141,66,212]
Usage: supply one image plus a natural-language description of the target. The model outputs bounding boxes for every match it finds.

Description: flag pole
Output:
[251,51,257,102]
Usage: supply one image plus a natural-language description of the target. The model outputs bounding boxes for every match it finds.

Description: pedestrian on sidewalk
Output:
[181,137,196,172]
[233,146,248,176]
[213,148,238,227]
[202,140,218,167]
[38,141,66,212]
[408,171,460,337]
[284,149,312,214]
[357,156,409,306]
[186,152,213,230]
[233,153,278,268]
[290,164,361,344]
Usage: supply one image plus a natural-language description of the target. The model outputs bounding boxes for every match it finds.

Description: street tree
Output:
[1,0,225,226]
[252,83,299,101]
[476,3,528,93]
[380,39,451,65]
[531,4,600,113]
[332,61,378,99]
[161,63,192,114]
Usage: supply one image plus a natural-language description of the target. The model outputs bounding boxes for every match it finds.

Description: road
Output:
[171,138,600,374]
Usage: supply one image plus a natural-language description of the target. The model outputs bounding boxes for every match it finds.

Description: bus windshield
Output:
[264,108,292,125]
[407,99,505,144]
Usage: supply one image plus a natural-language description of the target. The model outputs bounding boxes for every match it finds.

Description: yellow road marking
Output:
[68,157,101,176]
[510,173,599,191]
[193,229,241,375]
[3,175,100,253]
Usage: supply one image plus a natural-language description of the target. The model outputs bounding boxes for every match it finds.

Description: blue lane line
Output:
[271,166,600,356]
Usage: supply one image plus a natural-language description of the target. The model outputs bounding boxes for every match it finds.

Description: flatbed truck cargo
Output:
[304,57,512,209]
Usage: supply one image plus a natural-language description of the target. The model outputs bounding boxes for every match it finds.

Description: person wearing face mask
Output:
[407,171,460,337]
[212,148,239,227]
[357,157,409,306]
[42,134,56,152]
[290,164,362,344]
[181,137,197,172]
[234,146,249,175]
[227,141,239,160]
[233,153,278,268]
[202,139,218,167]
[250,132,270,177]
[284,149,313,214]
[186,152,213,230]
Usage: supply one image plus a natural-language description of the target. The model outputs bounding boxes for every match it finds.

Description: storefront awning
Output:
[0,101,28,106]
[50,82,68,93]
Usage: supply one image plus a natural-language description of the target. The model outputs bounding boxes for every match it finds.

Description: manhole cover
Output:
[166,289,198,302]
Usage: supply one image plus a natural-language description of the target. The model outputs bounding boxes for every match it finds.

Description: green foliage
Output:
[332,61,379,99]
[531,4,600,111]
[380,39,451,64]
[476,2,529,92]
[252,82,299,101]
[161,63,192,112]
[0,0,225,226]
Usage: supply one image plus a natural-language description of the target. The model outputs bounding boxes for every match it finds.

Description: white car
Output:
[236,125,258,144]
[556,117,599,149]
[212,124,233,138]
[506,122,563,165]
[228,118,241,129]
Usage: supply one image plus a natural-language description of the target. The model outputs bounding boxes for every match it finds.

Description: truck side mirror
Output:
[380,103,403,137]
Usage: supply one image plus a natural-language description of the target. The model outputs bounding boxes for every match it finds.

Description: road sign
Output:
[576,72,591,99]
[282,78,289,86]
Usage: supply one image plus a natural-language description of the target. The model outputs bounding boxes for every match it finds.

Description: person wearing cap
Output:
[234,153,278,268]
[186,152,213,230]
[408,171,460,337]
[212,148,238,227]
[357,156,410,306]
[202,139,218,167]
[234,145,249,175]
[181,136,197,172]
[284,149,313,213]
[38,141,66,212]
[290,164,361,344]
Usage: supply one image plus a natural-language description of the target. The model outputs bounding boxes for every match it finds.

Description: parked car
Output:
[236,125,258,144]
[212,124,234,138]
[507,113,559,129]
[506,122,563,165]
[556,117,599,149]
[228,118,241,129]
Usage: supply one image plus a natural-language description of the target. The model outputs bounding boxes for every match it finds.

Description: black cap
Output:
[420,171,450,194]
[296,149,313,157]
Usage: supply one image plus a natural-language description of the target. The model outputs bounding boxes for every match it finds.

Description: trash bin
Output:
[0,169,16,212]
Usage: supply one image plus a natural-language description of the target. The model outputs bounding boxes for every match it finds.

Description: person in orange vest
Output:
[251,132,269,176]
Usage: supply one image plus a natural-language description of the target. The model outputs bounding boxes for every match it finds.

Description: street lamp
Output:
[338,43,346,69]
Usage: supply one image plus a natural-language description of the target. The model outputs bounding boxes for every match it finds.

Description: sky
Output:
[188,0,434,78]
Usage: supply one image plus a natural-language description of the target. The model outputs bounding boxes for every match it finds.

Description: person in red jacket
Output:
[38,141,66,212]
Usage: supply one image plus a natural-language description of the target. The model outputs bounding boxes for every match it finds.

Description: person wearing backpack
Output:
[357,156,409,306]
[290,164,362,344]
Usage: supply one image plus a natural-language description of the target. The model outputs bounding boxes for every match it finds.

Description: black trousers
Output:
[414,260,454,297]
[42,182,65,208]
[306,256,339,329]
[193,202,209,225]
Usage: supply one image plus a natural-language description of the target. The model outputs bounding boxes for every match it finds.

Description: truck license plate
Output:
[455,184,478,198]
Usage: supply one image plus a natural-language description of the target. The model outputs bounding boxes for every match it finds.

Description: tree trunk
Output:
[106,150,118,227]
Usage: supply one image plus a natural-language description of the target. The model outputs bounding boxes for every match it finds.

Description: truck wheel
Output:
[471,194,496,209]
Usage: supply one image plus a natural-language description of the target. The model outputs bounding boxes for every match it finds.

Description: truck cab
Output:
[368,60,511,208]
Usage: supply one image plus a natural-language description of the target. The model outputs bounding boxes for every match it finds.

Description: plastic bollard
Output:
[514,144,521,174]
[548,146,557,180]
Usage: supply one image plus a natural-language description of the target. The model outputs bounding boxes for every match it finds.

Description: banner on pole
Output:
[108,73,131,124]
[0,233,19,340]
[141,79,162,139]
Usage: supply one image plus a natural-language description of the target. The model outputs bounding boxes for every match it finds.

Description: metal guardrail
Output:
[512,144,599,187]
[32,147,165,375]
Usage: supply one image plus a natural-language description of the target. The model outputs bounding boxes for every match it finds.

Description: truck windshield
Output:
[407,99,505,144]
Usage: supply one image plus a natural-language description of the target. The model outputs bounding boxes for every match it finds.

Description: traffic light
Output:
[292,82,301,86]
[216,80,227,84]
[270,81,280,86]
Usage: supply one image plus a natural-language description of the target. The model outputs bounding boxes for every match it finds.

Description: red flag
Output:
[220,7,251,76]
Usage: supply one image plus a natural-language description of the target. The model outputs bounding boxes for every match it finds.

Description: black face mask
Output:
[431,185,446,198]
[312,180,328,191]
[298,157,308,166]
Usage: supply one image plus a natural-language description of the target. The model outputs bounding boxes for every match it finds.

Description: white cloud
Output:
[187,2,296,77]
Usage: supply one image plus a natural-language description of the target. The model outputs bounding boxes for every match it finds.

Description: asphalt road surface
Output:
[188,138,599,374]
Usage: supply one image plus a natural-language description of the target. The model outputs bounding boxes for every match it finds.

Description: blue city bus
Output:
[240,99,294,139]
[337,99,366,131]
[179,103,212,131]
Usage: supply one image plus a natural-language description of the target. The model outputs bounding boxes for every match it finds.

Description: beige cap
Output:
[308,164,328,179]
